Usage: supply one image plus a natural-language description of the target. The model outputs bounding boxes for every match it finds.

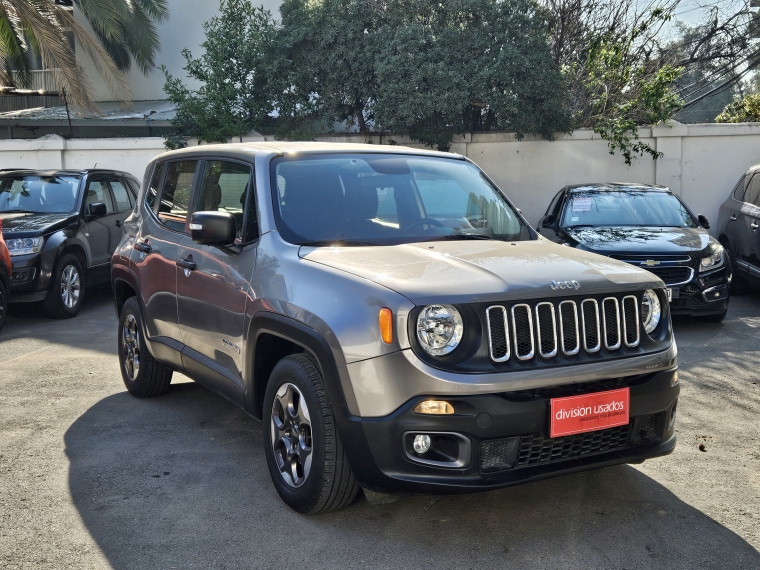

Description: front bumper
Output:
[335,368,679,494]
[7,252,45,300]
[669,265,730,316]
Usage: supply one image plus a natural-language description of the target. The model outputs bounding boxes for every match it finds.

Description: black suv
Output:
[0,169,138,318]
[538,183,730,322]
[715,166,760,292]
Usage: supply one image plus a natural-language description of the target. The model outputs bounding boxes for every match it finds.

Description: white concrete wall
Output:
[74,0,284,102]
[1,122,760,237]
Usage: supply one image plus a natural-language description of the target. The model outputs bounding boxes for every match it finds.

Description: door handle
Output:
[115,219,122,228]
[752,222,759,230]
[176,258,197,270]
[134,240,151,253]
[730,215,738,221]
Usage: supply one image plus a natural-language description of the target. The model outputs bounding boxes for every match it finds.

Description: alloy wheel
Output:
[60,265,81,309]
[122,313,140,381]
[270,382,313,488]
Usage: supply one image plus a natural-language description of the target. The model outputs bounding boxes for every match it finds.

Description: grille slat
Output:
[581,299,601,353]
[622,295,640,347]
[511,304,535,360]
[602,297,621,350]
[558,300,579,355]
[486,306,510,362]
[486,295,637,363]
[535,302,557,358]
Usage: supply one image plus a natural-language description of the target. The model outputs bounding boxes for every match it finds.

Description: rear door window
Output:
[157,161,198,232]
[745,173,760,207]
[110,179,134,212]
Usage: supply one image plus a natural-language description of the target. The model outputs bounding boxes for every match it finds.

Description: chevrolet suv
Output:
[111,143,679,513]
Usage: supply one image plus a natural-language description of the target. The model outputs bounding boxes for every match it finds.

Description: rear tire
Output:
[118,296,173,397]
[263,354,359,514]
[43,253,85,318]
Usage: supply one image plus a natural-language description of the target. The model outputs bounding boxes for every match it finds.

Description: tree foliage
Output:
[372,0,572,150]
[715,94,760,123]
[162,0,277,149]
[0,0,168,112]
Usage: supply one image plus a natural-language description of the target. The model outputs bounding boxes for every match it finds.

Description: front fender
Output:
[39,232,90,290]
[245,312,359,420]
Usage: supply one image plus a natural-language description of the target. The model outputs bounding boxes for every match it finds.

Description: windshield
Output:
[561,190,698,228]
[0,175,81,214]
[271,154,531,246]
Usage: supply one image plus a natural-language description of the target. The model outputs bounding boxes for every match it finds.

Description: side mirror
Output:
[190,211,236,246]
[698,215,710,229]
[87,202,107,218]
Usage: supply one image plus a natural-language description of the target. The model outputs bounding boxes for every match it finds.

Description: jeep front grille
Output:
[486,295,640,363]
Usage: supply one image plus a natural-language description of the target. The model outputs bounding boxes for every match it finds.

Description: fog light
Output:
[414,400,454,415]
[413,434,431,454]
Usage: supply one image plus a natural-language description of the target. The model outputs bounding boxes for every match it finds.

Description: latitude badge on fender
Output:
[550,280,581,290]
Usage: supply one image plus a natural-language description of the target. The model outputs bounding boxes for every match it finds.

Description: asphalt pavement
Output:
[0,284,759,569]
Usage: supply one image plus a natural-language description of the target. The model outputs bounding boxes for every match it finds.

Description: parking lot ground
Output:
[1,285,759,570]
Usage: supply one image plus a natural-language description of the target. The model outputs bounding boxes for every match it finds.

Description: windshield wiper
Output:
[299,239,381,247]
[2,209,37,214]
[426,233,501,241]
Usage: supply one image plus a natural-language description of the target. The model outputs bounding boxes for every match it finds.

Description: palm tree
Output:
[0,0,169,112]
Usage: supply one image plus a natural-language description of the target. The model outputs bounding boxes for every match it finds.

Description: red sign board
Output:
[550,388,630,438]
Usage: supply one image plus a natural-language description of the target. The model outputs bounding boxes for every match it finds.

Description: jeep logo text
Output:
[550,280,581,291]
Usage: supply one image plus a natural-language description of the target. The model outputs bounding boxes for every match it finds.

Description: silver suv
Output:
[111,143,679,513]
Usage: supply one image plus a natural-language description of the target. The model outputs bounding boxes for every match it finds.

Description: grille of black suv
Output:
[480,413,661,472]
[486,295,640,363]
[609,255,694,286]
[646,266,694,286]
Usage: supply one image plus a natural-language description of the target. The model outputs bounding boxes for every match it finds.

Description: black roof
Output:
[564,182,670,193]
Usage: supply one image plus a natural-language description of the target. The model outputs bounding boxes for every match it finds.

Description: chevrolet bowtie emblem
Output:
[643,260,661,266]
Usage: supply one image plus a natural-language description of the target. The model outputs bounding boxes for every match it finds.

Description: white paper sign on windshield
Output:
[572,197,593,212]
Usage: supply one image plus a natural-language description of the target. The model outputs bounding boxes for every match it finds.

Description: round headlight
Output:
[416,304,463,356]
[641,289,661,334]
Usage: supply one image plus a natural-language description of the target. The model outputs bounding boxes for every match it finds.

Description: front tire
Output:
[263,354,359,514]
[43,253,85,318]
[118,297,173,397]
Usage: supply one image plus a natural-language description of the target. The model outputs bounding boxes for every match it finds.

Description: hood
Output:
[0,212,77,238]
[564,226,709,255]
[299,238,663,305]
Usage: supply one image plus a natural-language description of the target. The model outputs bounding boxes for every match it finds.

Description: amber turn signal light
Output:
[379,308,393,344]
[414,400,455,415]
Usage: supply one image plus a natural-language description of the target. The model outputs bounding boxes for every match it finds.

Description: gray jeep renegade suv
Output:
[111,142,679,513]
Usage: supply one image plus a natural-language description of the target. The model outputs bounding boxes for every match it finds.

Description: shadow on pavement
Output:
[2,283,116,357]
[65,382,760,569]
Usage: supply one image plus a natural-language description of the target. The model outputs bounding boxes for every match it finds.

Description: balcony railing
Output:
[11,69,60,93]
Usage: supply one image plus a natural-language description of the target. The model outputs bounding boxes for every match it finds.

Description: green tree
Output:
[715,94,760,123]
[576,11,684,164]
[278,0,382,134]
[162,0,277,149]
[0,0,169,112]
[373,0,572,150]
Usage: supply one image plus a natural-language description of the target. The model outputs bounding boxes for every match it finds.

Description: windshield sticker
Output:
[572,197,592,212]
[571,216,579,222]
